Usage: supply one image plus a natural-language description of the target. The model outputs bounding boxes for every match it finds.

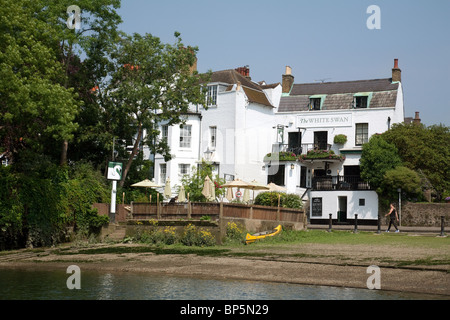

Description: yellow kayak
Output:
[245,225,282,244]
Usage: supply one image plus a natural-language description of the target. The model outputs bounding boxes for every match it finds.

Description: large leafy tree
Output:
[37,0,122,165]
[102,32,210,186]
[360,134,402,193]
[382,166,422,201]
[0,0,120,249]
[382,123,450,200]
[0,0,122,167]
[0,0,79,166]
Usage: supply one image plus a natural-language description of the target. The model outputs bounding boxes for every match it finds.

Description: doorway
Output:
[338,196,347,223]
[314,131,328,150]
[288,131,302,154]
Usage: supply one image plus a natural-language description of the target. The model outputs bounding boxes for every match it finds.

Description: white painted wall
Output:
[309,190,379,220]
[153,82,279,198]
[154,114,201,196]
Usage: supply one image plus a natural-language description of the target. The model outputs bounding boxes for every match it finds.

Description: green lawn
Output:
[250,229,450,248]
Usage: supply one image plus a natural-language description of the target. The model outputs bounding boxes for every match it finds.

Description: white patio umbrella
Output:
[177,185,186,202]
[163,177,172,199]
[222,178,253,202]
[249,180,270,191]
[202,176,212,200]
[222,178,253,188]
[209,177,216,201]
[243,188,250,202]
[131,179,161,188]
[267,182,287,192]
[249,180,270,201]
[226,187,233,201]
[131,179,162,200]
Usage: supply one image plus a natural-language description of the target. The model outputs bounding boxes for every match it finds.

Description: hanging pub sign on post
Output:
[107,162,123,181]
[107,162,123,223]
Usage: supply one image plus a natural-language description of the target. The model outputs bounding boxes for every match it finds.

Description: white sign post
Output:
[107,162,123,223]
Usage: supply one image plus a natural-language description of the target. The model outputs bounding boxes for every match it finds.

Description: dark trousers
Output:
[388,218,398,231]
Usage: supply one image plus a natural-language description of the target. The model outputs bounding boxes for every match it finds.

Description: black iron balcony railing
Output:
[272,143,332,155]
[312,175,372,191]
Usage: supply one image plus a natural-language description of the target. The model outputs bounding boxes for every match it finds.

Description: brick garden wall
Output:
[400,202,449,227]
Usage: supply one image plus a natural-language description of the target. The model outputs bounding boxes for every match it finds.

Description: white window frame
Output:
[355,123,369,146]
[160,163,167,185]
[207,85,217,106]
[178,164,190,176]
[179,124,192,148]
[161,125,168,141]
[209,126,217,149]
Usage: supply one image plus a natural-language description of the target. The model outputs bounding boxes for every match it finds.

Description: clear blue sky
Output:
[117,0,450,126]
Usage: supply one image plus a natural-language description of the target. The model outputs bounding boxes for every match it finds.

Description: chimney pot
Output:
[392,58,401,83]
[413,112,421,125]
[235,66,250,79]
[285,66,292,75]
[282,66,294,94]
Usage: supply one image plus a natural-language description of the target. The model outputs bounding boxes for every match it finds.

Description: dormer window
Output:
[353,92,372,109]
[207,85,217,106]
[310,98,321,110]
[354,96,368,108]
[309,95,326,110]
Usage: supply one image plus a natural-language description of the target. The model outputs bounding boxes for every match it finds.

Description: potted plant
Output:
[334,134,347,145]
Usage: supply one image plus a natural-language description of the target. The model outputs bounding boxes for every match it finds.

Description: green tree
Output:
[382,123,450,200]
[382,166,422,201]
[181,161,226,202]
[103,32,210,186]
[360,135,402,192]
[35,0,122,164]
[0,0,80,166]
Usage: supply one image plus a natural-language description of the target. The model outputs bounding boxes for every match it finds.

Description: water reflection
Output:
[0,269,442,300]
[98,273,114,300]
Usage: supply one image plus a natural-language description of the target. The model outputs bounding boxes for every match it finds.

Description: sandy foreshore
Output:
[1,240,449,298]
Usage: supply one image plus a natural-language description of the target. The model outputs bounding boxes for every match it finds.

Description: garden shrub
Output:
[225,221,245,244]
[0,161,111,249]
[135,226,177,245]
[180,224,216,247]
[254,192,303,209]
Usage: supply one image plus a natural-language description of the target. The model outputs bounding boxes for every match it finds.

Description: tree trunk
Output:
[60,43,72,166]
[119,124,143,187]
[60,140,68,166]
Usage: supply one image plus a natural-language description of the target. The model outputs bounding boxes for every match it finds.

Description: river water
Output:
[0,268,442,300]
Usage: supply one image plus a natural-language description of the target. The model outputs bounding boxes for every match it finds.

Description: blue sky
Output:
[117,0,450,126]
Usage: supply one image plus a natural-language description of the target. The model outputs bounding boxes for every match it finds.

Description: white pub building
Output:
[153,59,405,225]
[269,59,404,224]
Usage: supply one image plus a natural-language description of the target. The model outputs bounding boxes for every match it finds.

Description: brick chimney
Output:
[413,112,421,125]
[392,58,401,83]
[235,66,250,79]
[282,66,294,93]
[189,57,198,75]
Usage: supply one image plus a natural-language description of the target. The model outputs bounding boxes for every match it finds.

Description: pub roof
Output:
[278,78,399,112]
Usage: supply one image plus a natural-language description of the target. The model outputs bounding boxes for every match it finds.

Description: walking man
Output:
[385,203,400,232]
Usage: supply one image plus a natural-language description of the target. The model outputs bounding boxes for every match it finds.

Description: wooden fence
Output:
[94,202,305,224]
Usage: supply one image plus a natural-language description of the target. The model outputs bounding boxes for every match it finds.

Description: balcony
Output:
[272,143,332,155]
[312,175,372,191]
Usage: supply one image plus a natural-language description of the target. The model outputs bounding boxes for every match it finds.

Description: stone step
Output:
[106,226,126,241]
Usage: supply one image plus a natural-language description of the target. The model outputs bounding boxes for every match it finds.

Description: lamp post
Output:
[397,188,402,226]
[204,147,213,162]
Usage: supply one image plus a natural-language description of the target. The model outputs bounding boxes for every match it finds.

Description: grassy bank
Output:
[249,229,449,248]
[41,229,449,267]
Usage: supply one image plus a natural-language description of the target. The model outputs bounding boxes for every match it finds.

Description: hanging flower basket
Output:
[333,134,347,144]
[264,151,298,162]
[298,150,345,162]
